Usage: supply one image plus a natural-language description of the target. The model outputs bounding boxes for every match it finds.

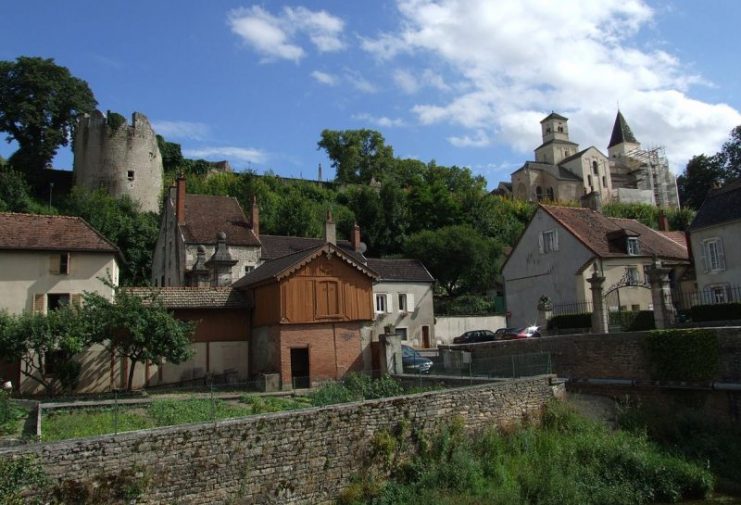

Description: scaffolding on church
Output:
[623,145,679,208]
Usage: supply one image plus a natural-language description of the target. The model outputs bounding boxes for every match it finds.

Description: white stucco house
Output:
[688,180,741,303]
[502,204,690,327]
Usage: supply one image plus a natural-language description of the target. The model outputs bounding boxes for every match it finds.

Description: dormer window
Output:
[627,237,640,255]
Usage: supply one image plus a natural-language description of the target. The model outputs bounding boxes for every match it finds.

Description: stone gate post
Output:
[587,269,609,334]
[647,257,676,329]
[537,296,553,330]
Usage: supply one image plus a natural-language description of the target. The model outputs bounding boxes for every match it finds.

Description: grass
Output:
[339,402,714,505]
[0,390,27,437]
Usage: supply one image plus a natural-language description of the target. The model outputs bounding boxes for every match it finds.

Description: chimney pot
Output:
[351,223,361,252]
[324,209,336,245]
[250,196,260,237]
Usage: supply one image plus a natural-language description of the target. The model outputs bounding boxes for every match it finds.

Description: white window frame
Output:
[397,293,415,313]
[539,229,558,254]
[627,237,640,256]
[395,327,408,341]
[702,238,725,273]
[625,267,639,286]
[375,293,393,314]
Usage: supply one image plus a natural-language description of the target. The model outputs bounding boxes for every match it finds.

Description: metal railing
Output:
[552,301,593,316]
[674,286,741,309]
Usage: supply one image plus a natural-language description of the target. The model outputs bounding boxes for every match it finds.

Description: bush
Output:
[643,329,719,382]
[690,302,741,322]
[0,390,25,435]
[547,312,591,330]
[0,456,48,504]
[309,374,405,407]
[610,310,655,331]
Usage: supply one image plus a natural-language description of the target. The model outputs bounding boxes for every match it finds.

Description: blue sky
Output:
[2,1,741,188]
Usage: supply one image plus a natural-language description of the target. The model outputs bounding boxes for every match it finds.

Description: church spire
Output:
[608,110,638,148]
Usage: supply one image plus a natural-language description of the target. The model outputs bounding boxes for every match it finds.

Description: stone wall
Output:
[443,327,741,382]
[1,376,561,505]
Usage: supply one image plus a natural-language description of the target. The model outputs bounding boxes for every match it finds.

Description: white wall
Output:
[691,220,741,293]
[434,315,508,345]
[371,282,435,348]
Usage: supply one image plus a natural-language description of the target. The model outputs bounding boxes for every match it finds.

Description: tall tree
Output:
[0,57,97,172]
[318,129,394,184]
[717,125,741,181]
[676,154,725,209]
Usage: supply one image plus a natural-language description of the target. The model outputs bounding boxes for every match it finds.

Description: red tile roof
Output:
[0,213,119,254]
[540,205,688,261]
[180,194,260,246]
[125,287,250,309]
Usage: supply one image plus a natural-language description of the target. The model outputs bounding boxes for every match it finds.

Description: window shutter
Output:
[717,239,726,271]
[700,241,709,273]
[553,230,559,251]
[33,294,46,313]
[407,293,415,312]
[66,253,72,275]
[49,255,60,274]
[385,293,393,313]
[70,293,83,307]
[538,233,544,254]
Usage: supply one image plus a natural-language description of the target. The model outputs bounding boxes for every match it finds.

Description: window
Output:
[47,293,71,310]
[557,125,564,133]
[395,327,408,341]
[709,286,727,304]
[127,170,135,181]
[631,304,640,312]
[536,186,543,201]
[602,176,607,187]
[244,265,254,274]
[375,293,392,313]
[703,238,725,272]
[627,237,640,255]
[546,187,555,200]
[545,127,551,134]
[587,174,593,189]
[625,267,639,286]
[50,253,70,275]
[592,161,599,175]
[539,230,558,254]
[398,293,415,313]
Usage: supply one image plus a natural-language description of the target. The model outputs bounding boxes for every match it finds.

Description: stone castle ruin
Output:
[73,110,163,213]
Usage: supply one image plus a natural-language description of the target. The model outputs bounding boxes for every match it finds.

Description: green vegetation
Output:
[0,456,48,505]
[643,329,719,382]
[547,312,592,331]
[0,390,26,436]
[310,374,405,406]
[690,302,741,322]
[341,402,713,505]
[602,201,695,231]
[610,310,656,332]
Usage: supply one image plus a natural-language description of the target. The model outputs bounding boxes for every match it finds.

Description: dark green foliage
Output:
[609,310,656,331]
[105,111,126,133]
[643,329,719,382]
[147,398,251,426]
[690,302,741,322]
[318,129,394,184]
[547,312,592,330]
[156,134,184,173]
[618,403,741,484]
[343,402,713,505]
[310,374,404,406]
[62,188,159,285]
[0,56,97,172]
[0,456,48,504]
[50,466,151,504]
[0,390,25,435]
[602,202,695,231]
[239,395,310,414]
[0,167,34,212]
[55,360,82,393]
[435,295,500,316]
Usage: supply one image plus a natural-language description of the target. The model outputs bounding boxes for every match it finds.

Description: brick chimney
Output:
[250,195,260,238]
[176,176,186,225]
[324,209,336,245]
[351,223,361,252]
[658,210,670,231]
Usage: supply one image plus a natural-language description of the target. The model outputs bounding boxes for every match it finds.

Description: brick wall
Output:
[1,376,561,505]
[446,327,741,382]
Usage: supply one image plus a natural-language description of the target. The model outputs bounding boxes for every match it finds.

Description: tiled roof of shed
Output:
[124,287,250,309]
[689,179,741,230]
[259,234,364,263]
[0,213,119,253]
[366,258,434,282]
[541,205,688,261]
[180,194,260,246]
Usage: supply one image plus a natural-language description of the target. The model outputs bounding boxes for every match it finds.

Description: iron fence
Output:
[552,300,593,316]
[674,285,741,309]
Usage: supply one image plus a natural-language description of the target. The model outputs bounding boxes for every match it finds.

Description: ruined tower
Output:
[73,110,164,213]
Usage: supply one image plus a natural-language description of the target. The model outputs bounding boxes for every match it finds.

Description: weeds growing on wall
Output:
[0,456,48,505]
[643,329,719,382]
[339,402,713,505]
[310,374,406,406]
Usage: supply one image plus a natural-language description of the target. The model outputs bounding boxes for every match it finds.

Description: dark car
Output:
[494,327,517,340]
[504,326,542,339]
[402,345,433,374]
[452,330,498,344]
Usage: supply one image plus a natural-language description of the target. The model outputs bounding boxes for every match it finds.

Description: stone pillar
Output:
[536,296,553,330]
[647,257,676,329]
[587,270,609,334]
[381,331,402,375]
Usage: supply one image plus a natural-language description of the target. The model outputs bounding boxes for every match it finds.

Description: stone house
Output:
[0,213,121,393]
[688,180,741,302]
[502,204,690,327]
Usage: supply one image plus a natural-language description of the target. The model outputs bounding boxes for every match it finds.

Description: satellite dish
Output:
[359,242,368,254]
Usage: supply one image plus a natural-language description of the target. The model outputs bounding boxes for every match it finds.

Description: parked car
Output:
[494,327,517,340]
[401,345,433,374]
[452,329,499,344]
[504,326,542,339]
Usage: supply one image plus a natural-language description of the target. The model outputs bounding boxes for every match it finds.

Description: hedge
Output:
[609,310,655,332]
[547,313,591,330]
[643,329,719,382]
[689,303,741,322]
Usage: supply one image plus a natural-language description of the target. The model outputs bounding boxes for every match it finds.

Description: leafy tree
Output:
[0,305,92,395]
[676,154,725,209]
[318,129,394,184]
[0,167,33,212]
[717,125,741,181]
[0,57,96,172]
[156,134,184,173]
[82,289,194,391]
[62,188,159,285]
[404,225,500,297]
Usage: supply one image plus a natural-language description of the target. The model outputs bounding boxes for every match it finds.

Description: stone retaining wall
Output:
[1,376,561,505]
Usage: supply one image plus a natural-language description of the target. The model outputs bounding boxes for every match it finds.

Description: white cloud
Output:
[152,121,210,141]
[228,5,344,62]
[183,146,267,165]
[363,0,741,168]
[311,70,338,86]
[344,69,377,93]
[353,113,406,128]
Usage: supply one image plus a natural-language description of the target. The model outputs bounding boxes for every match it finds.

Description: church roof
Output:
[541,112,568,122]
[511,161,583,182]
[608,111,639,148]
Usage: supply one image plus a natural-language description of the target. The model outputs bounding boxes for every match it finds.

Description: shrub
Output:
[0,456,48,504]
[690,302,741,322]
[547,313,591,330]
[610,310,655,331]
[643,329,719,382]
[0,390,25,435]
